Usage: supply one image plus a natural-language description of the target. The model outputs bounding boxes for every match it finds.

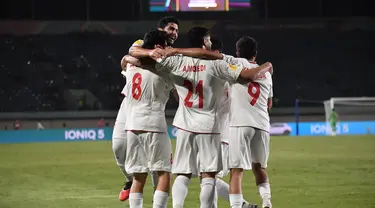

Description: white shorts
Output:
[115,97,127,124]
[125,131,172,174]
[112,107,127,167]
[172,129,222,177]
[217,142,229,178]
[229,127,270,170]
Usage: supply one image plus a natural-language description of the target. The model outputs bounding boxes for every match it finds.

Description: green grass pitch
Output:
[1,136,375,208]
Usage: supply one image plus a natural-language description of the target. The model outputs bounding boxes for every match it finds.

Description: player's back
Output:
[125,65,172,132]
[229,59,273,132]
[217,82,230,142]
[157,55,241,133]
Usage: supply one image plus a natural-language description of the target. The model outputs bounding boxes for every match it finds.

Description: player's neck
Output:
[247,58,256,64]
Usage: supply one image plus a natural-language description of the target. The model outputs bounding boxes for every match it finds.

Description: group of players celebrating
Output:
[112,16,274,208]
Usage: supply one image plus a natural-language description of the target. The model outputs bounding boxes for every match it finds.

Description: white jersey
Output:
[130,39,144,48]
[115,69,131,124]
[117,39,144,124]
[155,55,244,133]
[217,82,230,143]
[124,64,173,133]
[223,55,273,132]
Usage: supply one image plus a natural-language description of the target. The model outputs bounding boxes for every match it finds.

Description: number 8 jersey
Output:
[224,55,273,132]
[124,65,173,132]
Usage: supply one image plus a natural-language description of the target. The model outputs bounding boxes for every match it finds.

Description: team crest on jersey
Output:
[229,64,237,71]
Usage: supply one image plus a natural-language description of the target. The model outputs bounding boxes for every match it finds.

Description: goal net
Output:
[323,97,375,135]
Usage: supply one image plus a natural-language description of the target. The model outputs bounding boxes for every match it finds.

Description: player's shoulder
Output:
[131,39,144,47]
[247,61,259,68]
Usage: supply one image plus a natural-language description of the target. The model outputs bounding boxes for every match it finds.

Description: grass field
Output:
[1,136,375,208]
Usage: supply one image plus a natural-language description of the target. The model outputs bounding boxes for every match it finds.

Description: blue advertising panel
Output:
[270,121,375,136]
[0,121,374,144]
[0,128,113,144]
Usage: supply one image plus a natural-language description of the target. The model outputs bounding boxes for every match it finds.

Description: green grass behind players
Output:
[0,136,375,208]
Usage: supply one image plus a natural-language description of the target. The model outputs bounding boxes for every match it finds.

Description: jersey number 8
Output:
[132,73,142,100]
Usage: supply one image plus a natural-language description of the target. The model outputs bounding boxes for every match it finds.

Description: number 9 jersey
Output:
[224,55,273,132]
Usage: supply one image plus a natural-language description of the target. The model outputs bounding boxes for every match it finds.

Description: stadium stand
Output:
[0,28,373,112]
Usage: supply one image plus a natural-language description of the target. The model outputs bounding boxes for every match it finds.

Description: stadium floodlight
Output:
[188,0,217,8]
[324,97,375,135]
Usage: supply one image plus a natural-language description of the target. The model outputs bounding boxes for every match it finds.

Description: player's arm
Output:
[268,98,273,111]
[120,55,141,71]
[222,54,240,65]
[164,48,224,60]
[128,39,166,59]
[238,63,272,82]
[210,60,272,83]
[123,55,157,71]
[268,80,274,111]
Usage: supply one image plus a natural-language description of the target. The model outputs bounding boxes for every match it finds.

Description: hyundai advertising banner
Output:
[0,121,374,144]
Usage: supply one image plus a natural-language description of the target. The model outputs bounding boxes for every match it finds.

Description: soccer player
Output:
[222,36,273,208]
[124,30,173,208]
[124,28,272,208]
[112,58,133,202]
[330,108,339,136]
[117,16,179,200]
[128,16,179,59]
[211,37,258,208]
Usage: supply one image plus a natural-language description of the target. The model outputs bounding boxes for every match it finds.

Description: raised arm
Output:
[164,48,224,60]
[129,46,167,60]
[124,55,157,71]
[238,62,273,82]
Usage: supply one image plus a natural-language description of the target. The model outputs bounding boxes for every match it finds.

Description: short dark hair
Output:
[236,36,257,59]
[188,27,210,48]
[211,37,223,52]
[157,16,179,29]
[142,29,168,49]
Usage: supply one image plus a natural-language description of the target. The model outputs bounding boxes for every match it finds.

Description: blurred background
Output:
[1,1,375,208]
[0,0,373,135]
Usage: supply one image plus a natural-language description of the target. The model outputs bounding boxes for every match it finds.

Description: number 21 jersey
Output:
[224,55,273,132]
[156,55,243,133]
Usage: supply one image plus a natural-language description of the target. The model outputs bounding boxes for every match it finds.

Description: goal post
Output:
[324,97,375,135]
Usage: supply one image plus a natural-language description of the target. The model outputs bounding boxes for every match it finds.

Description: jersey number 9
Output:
[248,82,260,105]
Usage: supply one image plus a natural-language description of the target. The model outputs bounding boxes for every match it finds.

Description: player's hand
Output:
[148,48,166,61]
[120,55,128,71]
[163,48,178,57]
[263,62,273,75]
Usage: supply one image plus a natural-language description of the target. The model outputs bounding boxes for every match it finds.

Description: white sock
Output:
[258,183,271,200]
[153,190,169,208]
[200,178,216,208]
[129,193,143,208]
[151,171,159,190]
[229,194,243,208]
[172,175,190,208]
[216,178,230,201]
